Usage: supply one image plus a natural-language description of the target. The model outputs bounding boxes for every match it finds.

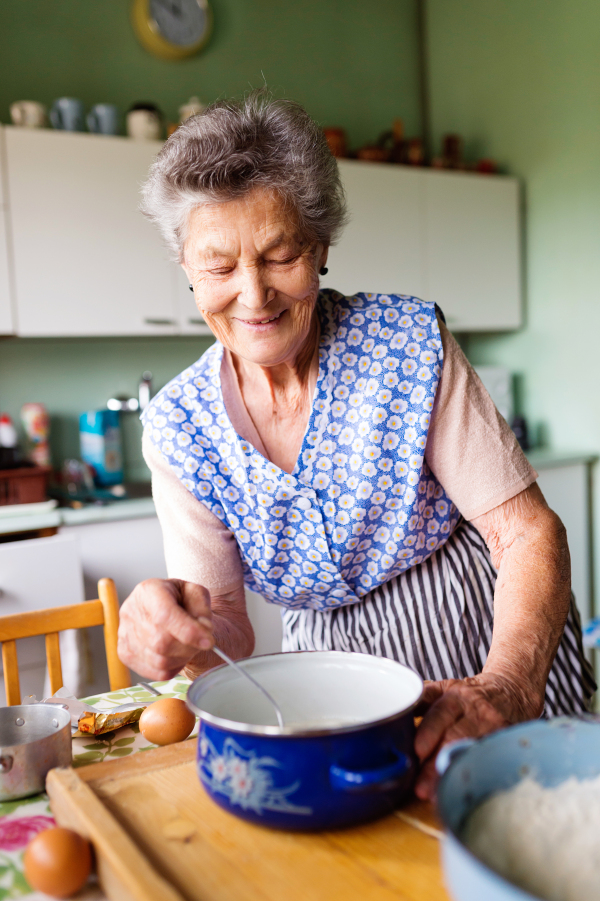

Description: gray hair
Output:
[141,89,347,261]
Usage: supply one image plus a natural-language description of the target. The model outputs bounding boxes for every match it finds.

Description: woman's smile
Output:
[235,309,285,328]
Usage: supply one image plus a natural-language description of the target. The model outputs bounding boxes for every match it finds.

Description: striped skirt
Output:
[281,520,596,717]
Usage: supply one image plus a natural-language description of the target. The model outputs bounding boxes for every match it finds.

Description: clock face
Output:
[149,0,208,47]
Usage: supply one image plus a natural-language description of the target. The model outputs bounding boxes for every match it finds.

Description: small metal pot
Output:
[0,704,72,801]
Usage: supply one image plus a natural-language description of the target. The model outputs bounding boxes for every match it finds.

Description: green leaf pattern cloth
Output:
[0,678,195,899]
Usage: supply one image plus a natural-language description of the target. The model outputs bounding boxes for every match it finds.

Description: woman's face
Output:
[181,188,328,369]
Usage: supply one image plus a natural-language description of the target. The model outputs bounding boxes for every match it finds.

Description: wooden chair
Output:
[0,577,131,705]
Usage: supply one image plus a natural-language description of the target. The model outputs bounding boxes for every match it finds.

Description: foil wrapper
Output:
[78,707,145,735]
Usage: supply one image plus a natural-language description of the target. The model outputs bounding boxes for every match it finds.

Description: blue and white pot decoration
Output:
[187,651,424,831]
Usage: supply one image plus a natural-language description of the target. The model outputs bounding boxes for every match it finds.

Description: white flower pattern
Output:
[142,291,459,610]
[200,735,312,815]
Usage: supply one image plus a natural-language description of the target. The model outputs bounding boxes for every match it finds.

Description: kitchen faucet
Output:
[107,371,153,413]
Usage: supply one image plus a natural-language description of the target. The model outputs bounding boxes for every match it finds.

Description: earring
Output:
[320,266,328,275]
[189,284,193,292]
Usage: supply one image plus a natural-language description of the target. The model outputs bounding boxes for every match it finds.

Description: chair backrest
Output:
[0,577,131,705]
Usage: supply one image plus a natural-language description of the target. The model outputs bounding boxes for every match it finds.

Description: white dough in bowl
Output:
[463,775,600,901]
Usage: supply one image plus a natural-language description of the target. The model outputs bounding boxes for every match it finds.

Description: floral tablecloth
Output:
[0,677,194,900]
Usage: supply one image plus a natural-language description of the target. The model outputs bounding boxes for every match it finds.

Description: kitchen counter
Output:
[526,449,598,469]
[0,495,156,535]
[0,450,596,537]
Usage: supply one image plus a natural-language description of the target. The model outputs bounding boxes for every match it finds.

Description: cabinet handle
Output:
[144,318,176,326]
[188,318,207,325]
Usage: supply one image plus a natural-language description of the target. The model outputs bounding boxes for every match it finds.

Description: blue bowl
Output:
[187,651,423,831]
[436,717,600,901]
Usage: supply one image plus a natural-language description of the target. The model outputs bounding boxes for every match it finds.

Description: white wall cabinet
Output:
[0,130,14,335]
[528,453,595,627]
[3,127,200,338]
[328,160,522,331]
[0,128,521,336]
[424,171,521,330]
[327,162,425,300]
[0,209,13,335]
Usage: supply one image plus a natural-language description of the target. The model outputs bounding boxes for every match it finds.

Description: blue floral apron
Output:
[142,291,460,610]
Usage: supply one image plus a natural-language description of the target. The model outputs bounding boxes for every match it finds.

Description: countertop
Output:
[0,495,156,535]
[0,449,597,537]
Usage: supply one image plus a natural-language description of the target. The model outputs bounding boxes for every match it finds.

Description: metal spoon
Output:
[212,646,284,729]
[137,681,162,697]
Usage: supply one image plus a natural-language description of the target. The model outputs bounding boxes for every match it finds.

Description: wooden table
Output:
[0,678,451,901]
[48,741,450,901]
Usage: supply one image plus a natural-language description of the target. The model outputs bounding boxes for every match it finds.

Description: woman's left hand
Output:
[413,673,542,801]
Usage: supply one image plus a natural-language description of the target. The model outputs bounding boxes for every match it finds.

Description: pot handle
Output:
[435,739,476,777]
[330,750,410,793]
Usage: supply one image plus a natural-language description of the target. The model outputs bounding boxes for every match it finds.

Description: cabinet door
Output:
[0,207,14,334]
[534,461,591,624]
[0,129,14,334]
[5,128,177,336]
[326,161,425,299]
[423,170,521,331]
[0,534,85,704]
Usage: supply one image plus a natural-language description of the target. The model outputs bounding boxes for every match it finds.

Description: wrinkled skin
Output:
[414,673,540,799]
[117,579,253,681]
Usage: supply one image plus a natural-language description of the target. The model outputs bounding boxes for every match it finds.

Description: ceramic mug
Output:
[50,97,84,132]
[87,103,119,136]
[126,108,162,141]
[179,95,204,123]
[10,100,47,128]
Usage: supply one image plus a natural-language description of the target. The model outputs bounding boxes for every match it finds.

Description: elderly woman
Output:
[118,92,594,799]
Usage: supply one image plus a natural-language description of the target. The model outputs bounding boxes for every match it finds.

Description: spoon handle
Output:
[212,646,284,728]
[137,681,162,697]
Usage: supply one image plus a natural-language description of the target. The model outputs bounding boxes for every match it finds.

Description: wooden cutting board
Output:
[46,740,450,901]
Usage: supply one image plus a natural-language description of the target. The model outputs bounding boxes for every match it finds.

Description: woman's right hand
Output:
[117,578,214,680]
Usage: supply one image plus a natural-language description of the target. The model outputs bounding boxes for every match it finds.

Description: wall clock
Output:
[131,0,212,61]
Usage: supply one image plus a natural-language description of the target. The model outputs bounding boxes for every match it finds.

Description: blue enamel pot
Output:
[435,717,600,901]
[186,651,423,831]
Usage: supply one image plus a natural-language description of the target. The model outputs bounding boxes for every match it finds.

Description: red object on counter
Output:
[0,465,52,505]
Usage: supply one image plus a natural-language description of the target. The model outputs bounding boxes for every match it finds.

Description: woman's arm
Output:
[414,482,571,799]
[117,431,252,678]
[117,578,254,680]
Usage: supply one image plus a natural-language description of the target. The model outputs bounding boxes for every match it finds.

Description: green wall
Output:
[0,0,421,149]
[427,0,600,592]
[0,336,213,481]
[0,0,422,480]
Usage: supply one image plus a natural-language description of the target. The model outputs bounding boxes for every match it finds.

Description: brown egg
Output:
[24,827,92,898]
[139,697,196,745]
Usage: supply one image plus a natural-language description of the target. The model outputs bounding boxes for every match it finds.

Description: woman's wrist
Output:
[182,612,255,680]
[478,669,544,721]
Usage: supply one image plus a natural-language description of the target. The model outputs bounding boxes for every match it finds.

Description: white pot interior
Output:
[188,651,423,732]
